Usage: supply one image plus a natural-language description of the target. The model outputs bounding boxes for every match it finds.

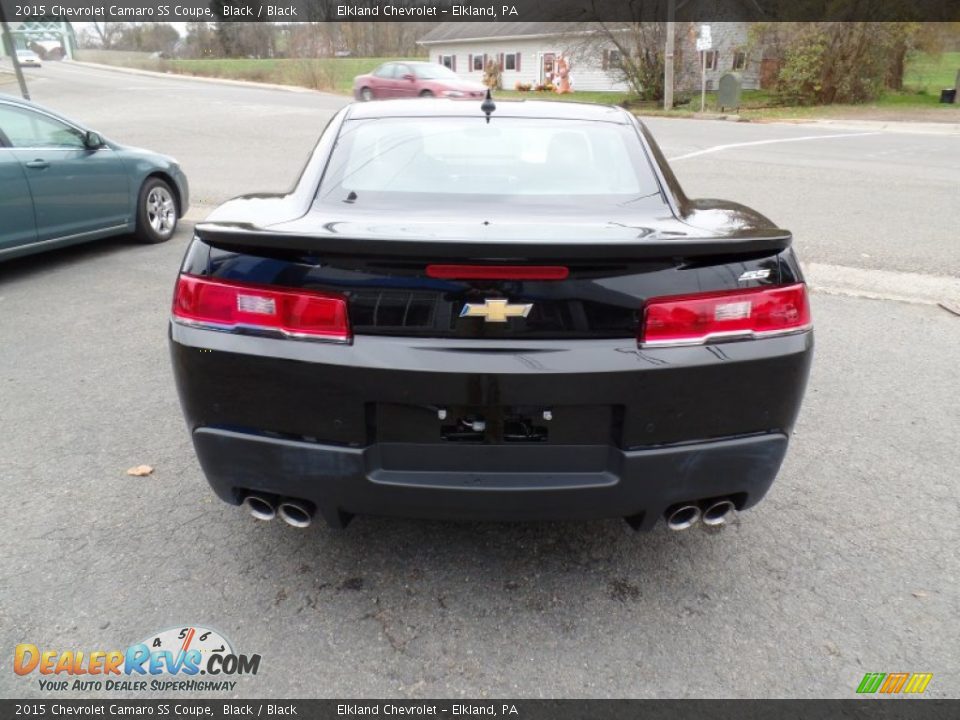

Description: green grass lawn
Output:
[76,52,423,94]
[493,89,633,105]
[164,57,423,94]
[904,50,960,92]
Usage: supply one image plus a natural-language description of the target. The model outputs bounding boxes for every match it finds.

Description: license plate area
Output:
[376,404,617,445]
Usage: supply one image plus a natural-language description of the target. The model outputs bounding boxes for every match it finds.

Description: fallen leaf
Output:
[126,465,154,477]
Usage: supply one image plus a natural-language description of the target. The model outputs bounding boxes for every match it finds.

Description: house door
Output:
[540,53,556,85]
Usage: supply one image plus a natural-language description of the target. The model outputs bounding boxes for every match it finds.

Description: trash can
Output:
[940,88,956,104]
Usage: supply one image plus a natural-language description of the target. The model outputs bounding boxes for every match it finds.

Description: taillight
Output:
[641,283,811,346]
[426,264,569,280]
[172,275,351,343]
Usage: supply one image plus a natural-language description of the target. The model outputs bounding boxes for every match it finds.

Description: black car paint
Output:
[170,100,813,529]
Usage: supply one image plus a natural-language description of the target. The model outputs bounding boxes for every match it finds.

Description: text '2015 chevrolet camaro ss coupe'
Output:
[170,97,813,532]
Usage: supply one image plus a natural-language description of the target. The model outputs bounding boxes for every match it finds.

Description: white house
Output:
[417,22,763,94]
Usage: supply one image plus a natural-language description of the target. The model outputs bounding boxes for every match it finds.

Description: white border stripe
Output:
[668,132,882,161]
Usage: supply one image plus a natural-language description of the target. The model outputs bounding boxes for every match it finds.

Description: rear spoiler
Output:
[195,225,792,260]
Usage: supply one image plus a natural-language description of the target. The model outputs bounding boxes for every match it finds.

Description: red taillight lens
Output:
[172,275,351,342]
[426,264,569,280]
[641,283,811,346]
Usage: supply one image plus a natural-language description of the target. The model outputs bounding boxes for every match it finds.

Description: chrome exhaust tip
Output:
[702,499,736,527]
[665,504,701,531]
[243,494,276,521]
[277,499,314,529]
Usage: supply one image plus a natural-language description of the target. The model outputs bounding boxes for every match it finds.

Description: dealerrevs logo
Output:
[14,626,261,692]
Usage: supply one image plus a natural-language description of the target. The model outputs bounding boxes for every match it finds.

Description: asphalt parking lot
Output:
[1,63,958,699]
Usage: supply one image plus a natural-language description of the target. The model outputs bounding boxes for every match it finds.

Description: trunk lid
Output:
[194,201,790,340]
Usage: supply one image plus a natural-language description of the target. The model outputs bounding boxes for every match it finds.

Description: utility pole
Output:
[663,0,675,111]
[0,3,30,100]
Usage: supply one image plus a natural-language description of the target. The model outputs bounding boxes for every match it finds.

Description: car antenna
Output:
[481,89,496,124]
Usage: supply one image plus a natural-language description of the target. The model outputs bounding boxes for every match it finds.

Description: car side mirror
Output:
[402,74,416,81]
[83,131,104,150]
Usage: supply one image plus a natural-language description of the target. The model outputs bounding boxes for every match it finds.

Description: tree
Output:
[574,23,671,101]
[89,22,126,50]
[183,22,218,59]
[750,22,919,105]
[115,23,180,54]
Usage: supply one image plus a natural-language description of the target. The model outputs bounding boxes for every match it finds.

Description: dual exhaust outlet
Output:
[665,499,736,531]
[245,492,733,531]
[242,493,314,528]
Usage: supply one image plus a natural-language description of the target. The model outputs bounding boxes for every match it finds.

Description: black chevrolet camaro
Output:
[170,98,813,532]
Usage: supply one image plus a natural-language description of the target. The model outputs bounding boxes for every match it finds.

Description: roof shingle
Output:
[418,22,587,45]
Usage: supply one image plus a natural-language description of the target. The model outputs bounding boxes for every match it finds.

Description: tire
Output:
[135,177,178,244]
[360,87,374,101]
[419,90,434,98]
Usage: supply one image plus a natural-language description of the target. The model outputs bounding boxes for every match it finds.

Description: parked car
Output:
[353,61,487,101]
[0,94,188,262]
[170,99,813,532]
[15,50,42,68]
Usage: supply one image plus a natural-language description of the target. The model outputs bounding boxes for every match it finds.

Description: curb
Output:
[633,109,960,133]
[804,262,960,306]
[692,112,745,122]
[69,60,342,97]
[793,118,960,136]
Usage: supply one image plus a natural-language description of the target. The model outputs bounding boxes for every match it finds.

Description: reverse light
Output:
[426,264,569,280]
[641,283,811,346]
[172,275,351,342]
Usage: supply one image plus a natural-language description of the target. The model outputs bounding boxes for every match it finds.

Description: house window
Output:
[608,49,622,68]
[439,55,454,70]
[699,50,719,71]
[732,51,746,70]
[504,53,517,71]
[473,54,484,71]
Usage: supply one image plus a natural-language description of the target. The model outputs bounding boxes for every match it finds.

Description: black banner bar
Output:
[2,0,959,22]
[2,700,959,720]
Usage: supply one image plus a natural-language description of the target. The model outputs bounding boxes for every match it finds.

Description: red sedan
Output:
[353,61,487,101]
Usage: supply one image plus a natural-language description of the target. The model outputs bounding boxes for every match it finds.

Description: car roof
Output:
[345,98,633,124]
[0,94,85,128]
[0,93,42,108]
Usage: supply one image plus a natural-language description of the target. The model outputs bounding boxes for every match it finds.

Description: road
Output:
[9,60,960,278]
[1,62,958,699]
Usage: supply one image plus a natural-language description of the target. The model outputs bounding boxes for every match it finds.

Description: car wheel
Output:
[135,177,178,244]
[419,90,434,98]
[360,87,374,101]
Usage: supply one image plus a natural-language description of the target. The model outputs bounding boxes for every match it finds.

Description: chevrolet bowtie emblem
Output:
[459,298,533,323]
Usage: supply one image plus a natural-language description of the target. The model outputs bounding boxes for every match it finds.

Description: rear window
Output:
[316,117,660,207]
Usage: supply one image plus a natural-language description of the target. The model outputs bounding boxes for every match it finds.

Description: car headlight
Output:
[441,90,465,98]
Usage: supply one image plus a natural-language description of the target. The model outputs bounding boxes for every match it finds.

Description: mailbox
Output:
[718,73,742,112]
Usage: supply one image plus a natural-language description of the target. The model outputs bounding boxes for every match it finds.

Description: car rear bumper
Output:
[170,324,812,529]
[192,426,788,530]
